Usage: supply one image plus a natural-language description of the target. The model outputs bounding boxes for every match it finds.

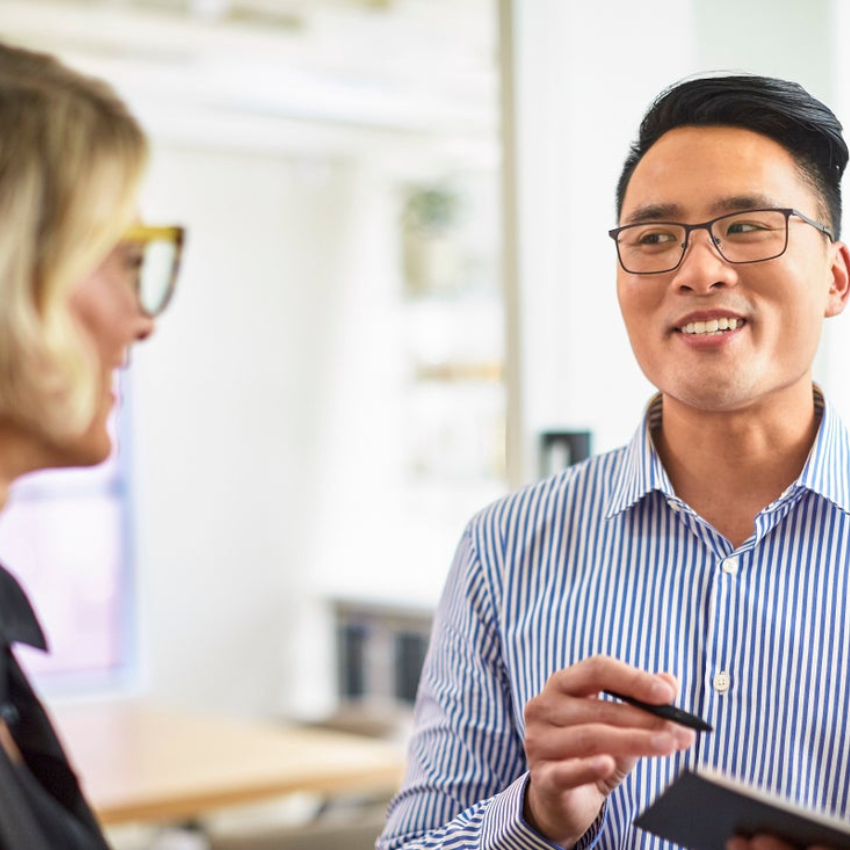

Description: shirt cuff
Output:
[481,774,607,850]
[574,803,606,850]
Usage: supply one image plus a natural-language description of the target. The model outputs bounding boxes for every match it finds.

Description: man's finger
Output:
[526,722,694,762]
[548,656,677,704]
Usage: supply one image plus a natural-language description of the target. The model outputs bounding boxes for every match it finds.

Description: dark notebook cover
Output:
[634,768,850,850]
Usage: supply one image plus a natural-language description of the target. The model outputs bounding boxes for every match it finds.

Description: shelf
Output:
[413,361,503,383]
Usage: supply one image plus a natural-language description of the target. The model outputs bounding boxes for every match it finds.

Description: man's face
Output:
[616,124,849,415]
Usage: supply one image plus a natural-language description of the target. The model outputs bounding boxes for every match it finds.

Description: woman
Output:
[0,40,183,847]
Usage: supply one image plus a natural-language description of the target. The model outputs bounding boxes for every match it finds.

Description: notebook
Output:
[634,768,850,850]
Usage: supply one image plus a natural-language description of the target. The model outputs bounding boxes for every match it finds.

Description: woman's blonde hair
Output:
[0,41,148,440]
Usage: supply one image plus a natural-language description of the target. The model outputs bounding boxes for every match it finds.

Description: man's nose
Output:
[670,227,738,294]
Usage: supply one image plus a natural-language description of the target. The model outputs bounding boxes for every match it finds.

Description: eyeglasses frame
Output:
[122,224,186,317]
[608,207,835,275]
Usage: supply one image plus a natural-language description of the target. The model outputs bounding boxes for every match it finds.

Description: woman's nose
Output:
[134,312,156,342]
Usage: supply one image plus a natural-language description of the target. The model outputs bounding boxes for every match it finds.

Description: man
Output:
[378,74,850,850]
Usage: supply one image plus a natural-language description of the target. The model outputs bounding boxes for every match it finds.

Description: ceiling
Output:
[0,0,499,160]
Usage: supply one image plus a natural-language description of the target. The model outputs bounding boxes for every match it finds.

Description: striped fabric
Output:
[379,387,850,850]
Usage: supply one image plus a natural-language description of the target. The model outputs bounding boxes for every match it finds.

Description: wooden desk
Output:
[51,701,405,826]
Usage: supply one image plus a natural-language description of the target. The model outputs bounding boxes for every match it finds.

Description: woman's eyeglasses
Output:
[122,224,185,317]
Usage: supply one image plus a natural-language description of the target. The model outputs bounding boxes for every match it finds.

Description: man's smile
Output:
[678,316,746,335]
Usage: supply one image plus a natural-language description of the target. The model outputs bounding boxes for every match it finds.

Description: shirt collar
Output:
[0,565,47,651]
[606,393,674,518]
[797,388,850,516]
[606,387,850,520]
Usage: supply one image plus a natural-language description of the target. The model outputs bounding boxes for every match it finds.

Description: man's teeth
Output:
[680,317,742,335]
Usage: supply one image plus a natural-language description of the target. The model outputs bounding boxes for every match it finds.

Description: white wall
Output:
[128,136,500,719]
[128,144,357,716]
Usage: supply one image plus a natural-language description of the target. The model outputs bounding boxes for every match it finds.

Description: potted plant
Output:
[401,185,461,294]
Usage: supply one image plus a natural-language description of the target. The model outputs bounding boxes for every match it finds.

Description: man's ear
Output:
[825,240,850,318]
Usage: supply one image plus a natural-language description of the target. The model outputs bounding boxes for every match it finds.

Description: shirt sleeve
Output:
[378,522,598,850]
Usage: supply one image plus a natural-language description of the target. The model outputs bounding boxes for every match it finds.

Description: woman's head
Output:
[0,41,154,461]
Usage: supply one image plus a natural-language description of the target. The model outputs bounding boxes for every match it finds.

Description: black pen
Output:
[603,690,713,733]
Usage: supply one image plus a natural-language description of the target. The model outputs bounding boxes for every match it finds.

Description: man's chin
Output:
[658,375,759,414]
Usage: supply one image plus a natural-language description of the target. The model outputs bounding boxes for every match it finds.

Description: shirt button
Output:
[667,500,681,512]
[713,671,731,694]
[721,557,739,575]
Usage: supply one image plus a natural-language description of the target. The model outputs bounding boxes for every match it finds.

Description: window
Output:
[0,399,135,692]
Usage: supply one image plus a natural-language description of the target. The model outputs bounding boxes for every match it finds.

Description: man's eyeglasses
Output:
[608,208,834,275]
[122,224,185,317]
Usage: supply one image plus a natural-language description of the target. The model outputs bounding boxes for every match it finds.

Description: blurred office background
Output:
[0,0,849,829]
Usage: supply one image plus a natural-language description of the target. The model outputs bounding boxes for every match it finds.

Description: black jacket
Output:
[0,565,109,849]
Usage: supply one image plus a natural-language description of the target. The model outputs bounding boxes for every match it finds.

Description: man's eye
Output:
[726,221,765,234]
[723,216,783,237]
[634,229,678,246]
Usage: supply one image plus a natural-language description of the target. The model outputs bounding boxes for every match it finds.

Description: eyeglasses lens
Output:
[139,239,179,316]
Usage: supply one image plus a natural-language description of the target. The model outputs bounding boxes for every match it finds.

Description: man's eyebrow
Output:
[622,195,783,225]
[709,194,781,213]
[622,204,681,224]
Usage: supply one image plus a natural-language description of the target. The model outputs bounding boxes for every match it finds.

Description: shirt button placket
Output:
[707,554,740,710]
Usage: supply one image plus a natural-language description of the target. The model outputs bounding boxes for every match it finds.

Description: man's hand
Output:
[523,655,696,847]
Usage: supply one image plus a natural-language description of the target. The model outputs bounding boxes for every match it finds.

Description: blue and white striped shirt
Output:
[380,389,850,850]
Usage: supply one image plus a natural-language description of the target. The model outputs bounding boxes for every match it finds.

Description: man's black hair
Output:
[615,74,849,238]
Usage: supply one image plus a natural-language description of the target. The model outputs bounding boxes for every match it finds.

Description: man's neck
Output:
[652,385,820,548]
